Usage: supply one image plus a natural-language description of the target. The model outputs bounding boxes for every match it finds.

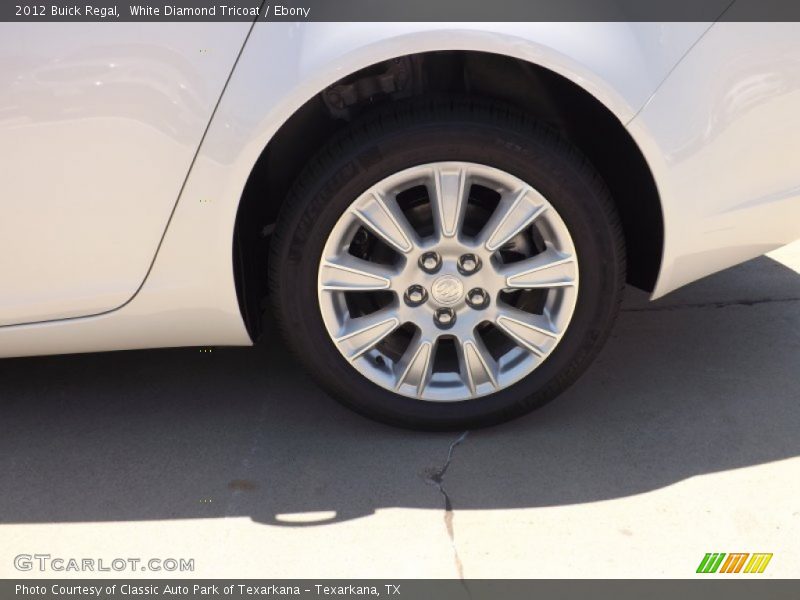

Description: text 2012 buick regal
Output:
[1,20,799,429]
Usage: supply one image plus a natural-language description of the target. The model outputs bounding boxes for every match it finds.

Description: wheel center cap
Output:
[431,275,464,306]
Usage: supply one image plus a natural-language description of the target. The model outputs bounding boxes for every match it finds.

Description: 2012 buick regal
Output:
[1,21,798,429]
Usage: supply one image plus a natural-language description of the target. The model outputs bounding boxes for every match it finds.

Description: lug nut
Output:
[419,252,442,274]
[458,253,481,275]
[404,285,428,307]
[434,307,456,329]
[466,288,490,309]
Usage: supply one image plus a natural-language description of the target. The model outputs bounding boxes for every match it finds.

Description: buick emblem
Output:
[431,275,464,306]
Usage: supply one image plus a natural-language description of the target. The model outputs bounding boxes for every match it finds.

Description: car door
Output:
[0,23,252,326]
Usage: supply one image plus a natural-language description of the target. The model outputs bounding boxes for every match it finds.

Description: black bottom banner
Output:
[2,580,799,600]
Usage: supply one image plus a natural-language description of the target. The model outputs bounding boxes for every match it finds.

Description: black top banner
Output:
[3,0,800,22]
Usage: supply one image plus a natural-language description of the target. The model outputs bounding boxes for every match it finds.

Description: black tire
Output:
[269,99,625,430]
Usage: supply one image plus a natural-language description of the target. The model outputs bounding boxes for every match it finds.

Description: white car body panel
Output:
[0,21,798,357]
[628,22,800,297]
[0,23,251,326]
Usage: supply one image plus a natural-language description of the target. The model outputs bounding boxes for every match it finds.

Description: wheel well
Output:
[234,50,663,339]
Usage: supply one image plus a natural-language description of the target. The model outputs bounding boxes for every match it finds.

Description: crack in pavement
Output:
[622,296,800,313]
[423,431,469,580]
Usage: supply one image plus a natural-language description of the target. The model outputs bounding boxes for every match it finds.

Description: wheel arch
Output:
[233,49,664,339]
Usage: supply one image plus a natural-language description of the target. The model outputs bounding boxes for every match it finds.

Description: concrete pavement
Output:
[1,242,798,578]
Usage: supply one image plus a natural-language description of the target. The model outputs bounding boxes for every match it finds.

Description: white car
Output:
[1,22,799,429]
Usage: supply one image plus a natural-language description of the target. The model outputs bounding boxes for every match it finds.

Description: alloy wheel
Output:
[317,162,579,402]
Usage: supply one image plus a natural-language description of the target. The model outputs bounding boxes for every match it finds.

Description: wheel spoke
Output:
[495,305,560,356]
[499,248,577,289]
[334,308,400,361]
[394,333,434,396]
[320,255,394,292]
[456,335,498,395]
[481,186,548,252]
[350,191,416,254]
[430,165,469,239]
